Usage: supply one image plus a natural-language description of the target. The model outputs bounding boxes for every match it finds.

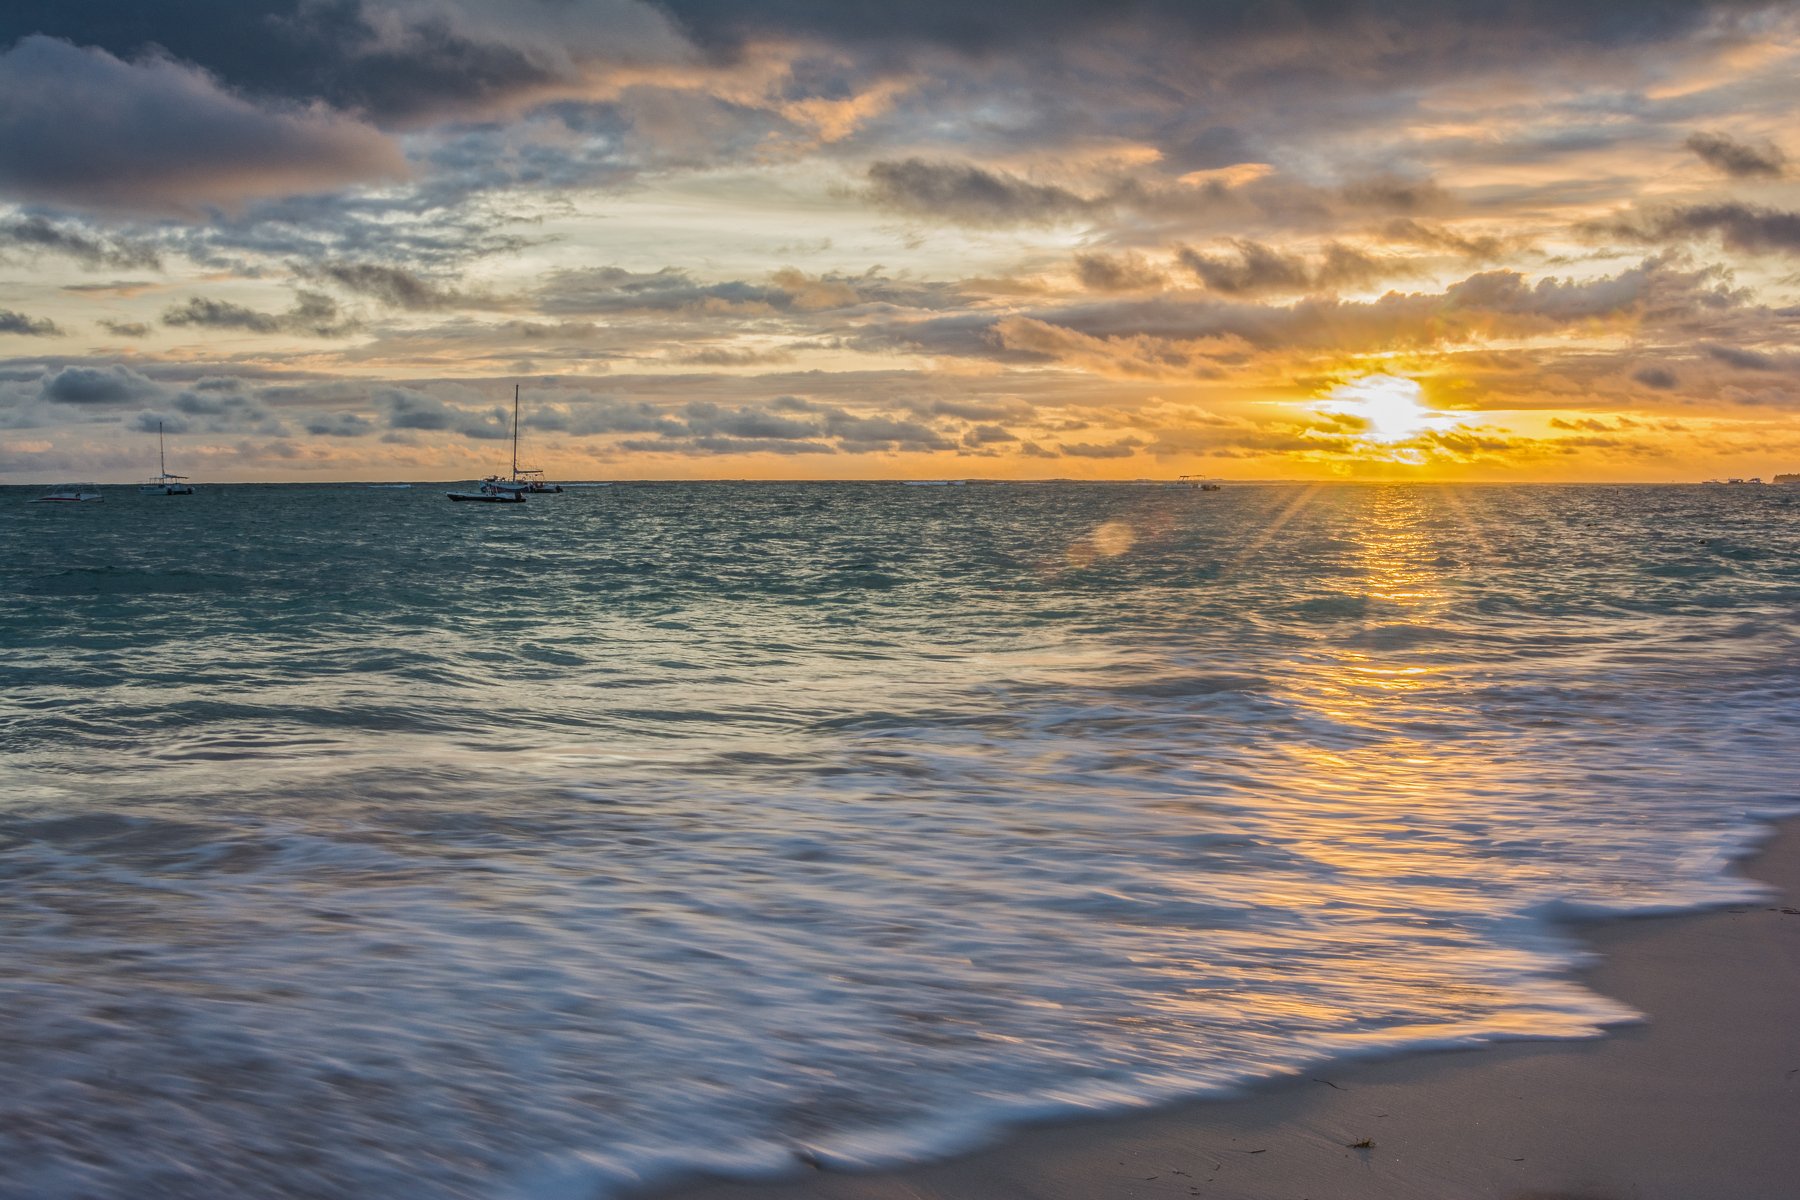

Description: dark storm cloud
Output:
[0,37,406,213]
[0,216,161,269]
[1683,131,1788,178]
[0,309,61,336]
[163,291,360,337]
[1595,204,1800,255]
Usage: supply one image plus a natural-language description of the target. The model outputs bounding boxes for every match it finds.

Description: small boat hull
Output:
[447,491,526,503]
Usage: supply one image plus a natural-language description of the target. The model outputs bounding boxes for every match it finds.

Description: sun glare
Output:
[1317,375,1437,443]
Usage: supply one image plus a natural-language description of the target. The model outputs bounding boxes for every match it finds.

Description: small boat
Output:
[32,487,102,503]
[1178,475,1222,491]
[140,422,195,495]
[506,386,562,493]
[447,476,527,503]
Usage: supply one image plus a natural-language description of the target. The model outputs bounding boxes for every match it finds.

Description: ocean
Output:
[2,481,1796,1199]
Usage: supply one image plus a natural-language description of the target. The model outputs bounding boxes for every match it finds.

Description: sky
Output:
[1,1,1797,483]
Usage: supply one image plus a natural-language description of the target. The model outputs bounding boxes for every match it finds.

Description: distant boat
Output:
[1178,475,1222,491]
[506,386,562,493]
[446,476,527,503]
[139,422,194,495]
[31,487,102,503]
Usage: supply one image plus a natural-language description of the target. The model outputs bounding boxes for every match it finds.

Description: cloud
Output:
[865,159,1103,226]
[1704,344,1780,371]
[0,1,693,126]
[301,262,503,310]
[128,410,192,435]
[162,291,360,337]
[0,36,407,213]
[1595,203,1800,256]
[0,309,61,336]
[1058,437,1142,459]
[1683,131,1787,178]
[1632,365,1679,389]
[305,412,376,437]
[657,0,1762,62]
[0,216,161,269]
[98,320,153,337]
[1074,253,1167,292]
[1377,219,1518,262]
[536,266,788,315]
[893,256,1751,379]
[1177,240,1402,296]
[39,364,164,405]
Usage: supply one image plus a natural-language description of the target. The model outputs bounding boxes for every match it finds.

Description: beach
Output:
[658,818,1800,1200]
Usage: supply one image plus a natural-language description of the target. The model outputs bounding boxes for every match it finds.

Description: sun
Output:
[1316,375,1437,443]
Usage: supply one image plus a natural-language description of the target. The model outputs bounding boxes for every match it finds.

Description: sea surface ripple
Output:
[1,481,1796,1199]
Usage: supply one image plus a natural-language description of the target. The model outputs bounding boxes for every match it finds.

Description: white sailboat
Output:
[506,385,561,493]
[447,387,531,502]
[140,422,195,495]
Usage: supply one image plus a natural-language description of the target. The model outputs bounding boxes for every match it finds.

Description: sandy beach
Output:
[654,818,1800,1200]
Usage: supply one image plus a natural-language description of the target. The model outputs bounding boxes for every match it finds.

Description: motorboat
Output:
[447,475,527,503]
[140,422,195,494]
[32,487,102,503]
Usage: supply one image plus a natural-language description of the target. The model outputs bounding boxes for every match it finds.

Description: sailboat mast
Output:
[511,385,520,477]
[159,421,166,477]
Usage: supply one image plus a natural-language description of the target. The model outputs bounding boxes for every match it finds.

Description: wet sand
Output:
[651,818,1800,1200]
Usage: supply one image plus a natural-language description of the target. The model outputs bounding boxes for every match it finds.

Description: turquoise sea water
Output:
[2,481,1797,1199]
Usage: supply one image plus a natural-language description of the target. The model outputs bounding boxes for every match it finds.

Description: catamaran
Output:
[506,385,561,493]
[447,386,560,501]
[140,422,195,495]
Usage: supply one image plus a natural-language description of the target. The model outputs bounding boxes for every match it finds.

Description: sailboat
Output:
[447,387,533,503]
[140,422,195,494]
[506,385,561,493]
